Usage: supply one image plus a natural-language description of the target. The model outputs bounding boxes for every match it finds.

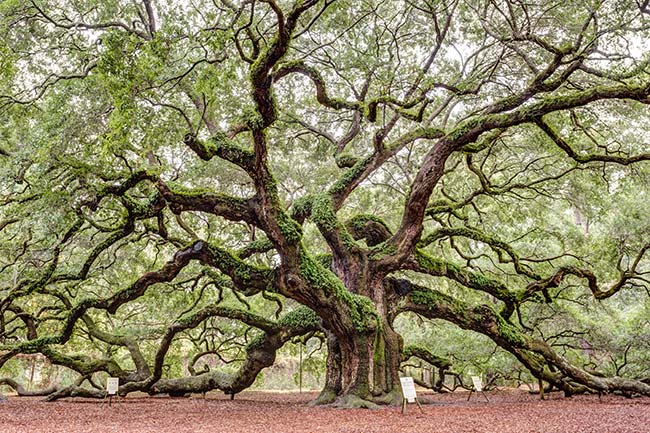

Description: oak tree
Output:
[2,0,650,406]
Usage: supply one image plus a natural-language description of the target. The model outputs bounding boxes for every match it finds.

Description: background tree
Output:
[2,0,650,407]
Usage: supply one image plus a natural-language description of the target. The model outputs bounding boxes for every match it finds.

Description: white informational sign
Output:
[471,375,483,392]
[400,376,417,403]
[106,377,119,395]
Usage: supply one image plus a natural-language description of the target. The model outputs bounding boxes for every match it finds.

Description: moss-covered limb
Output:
[475,81,650,140]
[4,305,37,340]
[248,1,321,128]
[483,52,583,116]
[289,194,315,224]
[419,226,540,281]
[84,170,157,211]
[328,127,444,209]
[142,307,320,397]
[200,241,274,296]
[103,240,211,314]
[40,346,128,379]
[401,345,453,392]
[182,133,255,172]
[63,193,167,282]
[273,59,444,124]
[273,61,364,113]
[390,139,456,263]
[525,338,650,396]
[237,238,275,259]
[1,216,84,308]
[242,128,304,255]
[79,314,150,378]
[121,303,286,393]
[43,383,106,401]
[310,193,358,259]
[402,284,650,397]
[0,217,19,232]
[459,128,506,154]
[52,224,136,284]
[346,214,393,247]
[6,191,166,309]
[1,374,106,401]
[0,241,207,356]
[401,345,451,370]
[395,80,650,263]
[295,250,378,333]
[0,349,19,370]
[536,117,650,165]
[522,264,640,302]
[155,179,257,225]
[0,377,58,397]
[410,250,518,317]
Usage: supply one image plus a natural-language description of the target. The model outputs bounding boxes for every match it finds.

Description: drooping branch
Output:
[0,377,58,397]
[402,345,451,370]
[0,241,206,354]
[400,283,650,397]
[536,118,650,165]
[419,226,539,280]
[408,250,519,318]
[401,345,451,392]
[524,263,649,301]
[147,307,320,397]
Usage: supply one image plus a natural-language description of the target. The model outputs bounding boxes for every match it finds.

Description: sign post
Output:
[106,377,119,406]
[467,375,489,402]
[399,376,423,414]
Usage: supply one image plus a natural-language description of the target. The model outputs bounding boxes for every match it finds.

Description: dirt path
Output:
[1,390,648,432]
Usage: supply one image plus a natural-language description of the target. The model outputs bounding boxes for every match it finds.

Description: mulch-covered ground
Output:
[1,389,649,432]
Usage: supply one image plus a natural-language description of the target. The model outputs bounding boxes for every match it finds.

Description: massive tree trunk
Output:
[309,267,404,407]
[315,321,403,407]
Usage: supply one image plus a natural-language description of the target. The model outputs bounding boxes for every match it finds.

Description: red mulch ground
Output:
[1,389,649,432]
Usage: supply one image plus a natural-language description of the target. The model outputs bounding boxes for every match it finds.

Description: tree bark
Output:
[314,315,403,407]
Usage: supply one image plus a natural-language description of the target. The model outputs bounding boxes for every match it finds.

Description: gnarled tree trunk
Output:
[315,323,403,407]
[311,274,404,407]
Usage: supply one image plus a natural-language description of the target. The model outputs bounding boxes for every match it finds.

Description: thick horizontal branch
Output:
[182,134,255,172]
[147,307,320,396]
[156,180,258,225]
[407,250,518,318]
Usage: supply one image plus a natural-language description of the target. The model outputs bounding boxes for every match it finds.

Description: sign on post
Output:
[471,376,483,392]
[400,376,417,402]
[106,377,119,406]
[467,375,489,402]
[106,377,119,395]
[399,376,423,414]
